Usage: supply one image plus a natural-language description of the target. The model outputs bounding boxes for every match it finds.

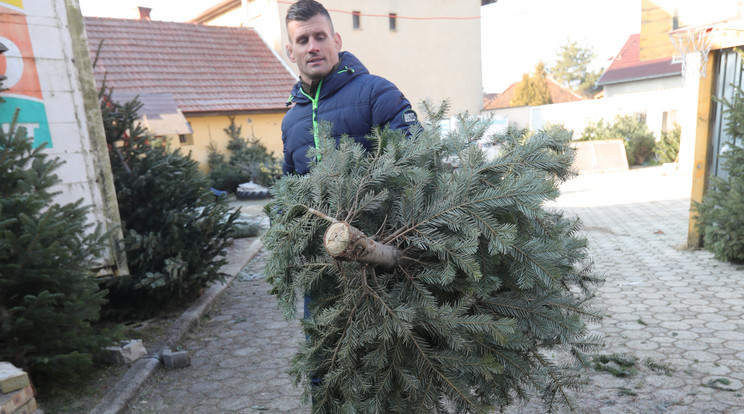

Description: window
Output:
[661,110,678,133]
[178,133,194,145]
[352,11,360,29]
[389,13,397,31]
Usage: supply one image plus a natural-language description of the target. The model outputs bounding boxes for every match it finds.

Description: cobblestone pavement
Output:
[508,167,744,413]
[126,166,744,413]
[125,248,308,414]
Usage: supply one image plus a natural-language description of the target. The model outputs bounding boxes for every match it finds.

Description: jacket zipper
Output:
[300,79,323,161]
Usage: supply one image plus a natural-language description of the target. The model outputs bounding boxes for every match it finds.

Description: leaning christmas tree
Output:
[263,102,603,413]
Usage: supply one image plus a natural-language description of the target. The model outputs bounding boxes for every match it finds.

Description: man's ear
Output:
[333,32,342,53]
[286,43,296,63]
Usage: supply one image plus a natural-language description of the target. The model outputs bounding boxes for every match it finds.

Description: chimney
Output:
[138,7,152,20]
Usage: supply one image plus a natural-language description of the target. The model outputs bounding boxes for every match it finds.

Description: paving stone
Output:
[162,349,191,369]
[625,339,659,350]
[714,330,744,341]
[666,330,699,340]
[659,321,691,330]
[692,361,731,376]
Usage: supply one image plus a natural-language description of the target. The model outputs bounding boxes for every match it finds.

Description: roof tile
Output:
[483,77,584,110]
[597,34,682,86]
[84,17,297,114]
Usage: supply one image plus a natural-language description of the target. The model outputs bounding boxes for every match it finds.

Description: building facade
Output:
[192,0,487,116]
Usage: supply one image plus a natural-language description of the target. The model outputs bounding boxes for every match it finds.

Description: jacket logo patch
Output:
[403,111,417,124]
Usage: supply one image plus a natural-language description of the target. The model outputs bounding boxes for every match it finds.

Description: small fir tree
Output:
[263,103,603,413]
[694,85,744,263]
[208,140,251,193]
[98,88,239,318]
[0,110,120,386]
[656,124,681,163]
[550,39,603,96]
[512,62,552,107]
[208,117,282,191]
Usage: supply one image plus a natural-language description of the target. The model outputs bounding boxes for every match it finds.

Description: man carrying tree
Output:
[281,0,419,176]
[267,4,604,410]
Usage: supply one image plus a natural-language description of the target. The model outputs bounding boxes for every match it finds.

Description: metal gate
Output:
[710,48,744,181]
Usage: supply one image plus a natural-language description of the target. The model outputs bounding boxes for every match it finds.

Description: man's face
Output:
[286,14,342,83]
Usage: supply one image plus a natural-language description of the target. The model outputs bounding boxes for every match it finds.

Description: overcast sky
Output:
[481,0,641,93]
[78,0,642,94]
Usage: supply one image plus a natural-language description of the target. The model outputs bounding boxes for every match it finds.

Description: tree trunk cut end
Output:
[323,221,401,268]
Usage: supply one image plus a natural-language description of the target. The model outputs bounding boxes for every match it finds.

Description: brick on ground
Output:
[0,385,34,414]
[0,363,28,394]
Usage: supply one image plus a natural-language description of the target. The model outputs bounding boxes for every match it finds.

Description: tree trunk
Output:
[323,222,402,268]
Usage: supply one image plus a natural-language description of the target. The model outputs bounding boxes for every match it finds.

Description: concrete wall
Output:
[205,0,485,116]
[181,112,286,169]
[0,0,127,275]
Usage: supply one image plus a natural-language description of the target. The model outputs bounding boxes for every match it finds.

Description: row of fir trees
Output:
[0,77,238,393]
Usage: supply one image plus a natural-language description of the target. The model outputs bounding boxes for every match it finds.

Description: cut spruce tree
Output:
[263,102,603,413]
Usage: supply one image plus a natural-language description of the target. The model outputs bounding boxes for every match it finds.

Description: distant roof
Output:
[111,93,193,136]
[84,17,297,114]
[190,0,240,24]
[483,77,585,110]
[597,34,682,86]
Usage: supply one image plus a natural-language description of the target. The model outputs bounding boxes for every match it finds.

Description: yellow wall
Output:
[177,112,286,171]
[639,0,676,60]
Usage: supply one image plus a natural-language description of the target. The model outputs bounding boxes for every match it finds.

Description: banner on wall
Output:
[0,0,52,148]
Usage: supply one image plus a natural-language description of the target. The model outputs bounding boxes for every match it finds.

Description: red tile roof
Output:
[483,77,585,110]
[597,34,681,86]
[84,17,297,114]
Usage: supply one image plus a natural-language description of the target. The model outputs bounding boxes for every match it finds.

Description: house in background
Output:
[596,33,683,141]
[480,76,589,133]
[84,14,296,169]
[191,0,492,116]
[483,76,585,109]
[481,32,683,139]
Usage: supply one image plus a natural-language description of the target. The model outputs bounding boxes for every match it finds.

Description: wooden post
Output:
[687,51,716,247]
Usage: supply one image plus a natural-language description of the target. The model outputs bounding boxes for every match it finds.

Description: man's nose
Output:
[307,39,319,52]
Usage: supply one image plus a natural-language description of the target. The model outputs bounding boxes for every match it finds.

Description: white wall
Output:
[482,85,684,142]
[0,0,127,275]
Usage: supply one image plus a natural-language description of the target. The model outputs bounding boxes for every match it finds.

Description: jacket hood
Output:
[287,51,369,105]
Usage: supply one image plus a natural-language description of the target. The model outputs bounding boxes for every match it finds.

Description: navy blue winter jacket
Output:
[281,51,418,175]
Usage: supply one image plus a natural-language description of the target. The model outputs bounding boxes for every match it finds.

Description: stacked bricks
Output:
[0,363,37,414]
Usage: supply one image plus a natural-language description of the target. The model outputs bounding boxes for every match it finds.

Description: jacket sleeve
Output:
[369,78,419,135]
[281,124,295,175]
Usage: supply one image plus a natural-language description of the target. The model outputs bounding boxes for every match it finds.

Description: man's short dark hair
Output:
[286,0,333,29]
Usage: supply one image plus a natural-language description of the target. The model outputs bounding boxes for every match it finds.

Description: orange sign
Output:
[1,1,52,148]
